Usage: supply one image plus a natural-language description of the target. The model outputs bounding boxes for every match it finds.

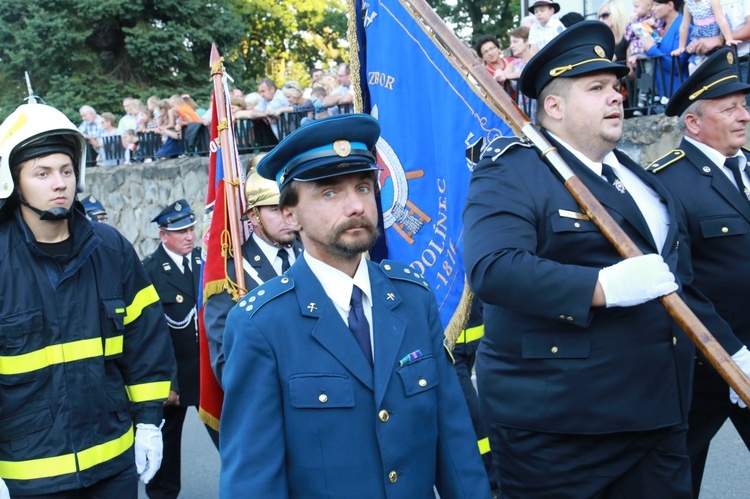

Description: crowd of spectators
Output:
[473,0,750,119]
[79,63,355,167]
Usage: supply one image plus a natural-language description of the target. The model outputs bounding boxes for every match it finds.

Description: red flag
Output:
[198,48,249,430]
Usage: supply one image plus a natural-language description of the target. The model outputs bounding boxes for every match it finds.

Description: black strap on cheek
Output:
[19,199,71,220]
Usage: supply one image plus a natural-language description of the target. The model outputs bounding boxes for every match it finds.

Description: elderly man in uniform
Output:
[142,200,219,499]
[219,114,490,498]
[647,48,750,497]
[81,194,108,223]
[463,21,737,497]
[204,156,302,386]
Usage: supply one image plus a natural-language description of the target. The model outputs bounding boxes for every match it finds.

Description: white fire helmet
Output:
[0,103,87,210]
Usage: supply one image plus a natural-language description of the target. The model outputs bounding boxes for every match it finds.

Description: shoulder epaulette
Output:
[236,275,295,318]
[481,136,533,161]
[379,260,430,289]
[647,149,685,173]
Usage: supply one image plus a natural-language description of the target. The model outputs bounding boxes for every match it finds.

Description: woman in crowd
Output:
[475,35,508,83]
[270,81,312,117]
[501,26,536,119]
[642,0,689,99]
[598,0,630,62]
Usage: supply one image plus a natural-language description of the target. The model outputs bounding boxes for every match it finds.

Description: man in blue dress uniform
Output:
[648,48,750,497]
[219,114,490,498]
[463,20,737,497]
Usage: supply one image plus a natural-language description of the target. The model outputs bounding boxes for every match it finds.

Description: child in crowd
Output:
[310,87,328,118]
[528,0,565,54]
[244,92,261,111]
[122,129,139,164]
[155,99,181,159]
[168,94,200,124]
[147,95,161,121]
[626,0,666,114]
[672,0,735,72]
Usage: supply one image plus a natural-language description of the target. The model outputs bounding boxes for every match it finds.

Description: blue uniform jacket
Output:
[219,257,490,498]
[463,133,733,435]
[649,140,750,354]
[203,236,303,386]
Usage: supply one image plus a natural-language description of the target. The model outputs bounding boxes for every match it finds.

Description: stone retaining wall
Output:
[85,114,732,258]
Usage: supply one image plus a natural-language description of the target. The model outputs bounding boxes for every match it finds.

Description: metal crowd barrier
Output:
[87,104,356,167]
[619,55,687,117]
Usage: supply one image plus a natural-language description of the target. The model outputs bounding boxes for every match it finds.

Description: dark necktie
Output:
[182,256,193,288]
[725,157,750,201]
[277,248,291,273]
[601,163,627,194]
[348,286,373,366]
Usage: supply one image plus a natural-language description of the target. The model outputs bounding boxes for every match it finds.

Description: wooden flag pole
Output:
[210,44,246,296]
[402,0,750,406]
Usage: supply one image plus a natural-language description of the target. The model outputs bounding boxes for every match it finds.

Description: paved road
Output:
[139,409,748,498]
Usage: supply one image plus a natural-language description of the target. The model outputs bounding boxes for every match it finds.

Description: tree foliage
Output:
[226,0,348,91]
[426,0,523,49]
[0,0,348,122]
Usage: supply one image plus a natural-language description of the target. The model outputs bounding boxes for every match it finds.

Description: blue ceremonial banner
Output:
[351,0,513,328]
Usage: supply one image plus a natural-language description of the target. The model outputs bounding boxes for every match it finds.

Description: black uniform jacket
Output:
[462,132,734,434]
[143,245,202,405]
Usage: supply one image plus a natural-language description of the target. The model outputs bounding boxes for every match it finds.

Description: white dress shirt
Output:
[304,252,374,355]
[551,133,670,253]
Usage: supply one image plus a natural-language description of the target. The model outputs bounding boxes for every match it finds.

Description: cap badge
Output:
[334,140,352,157]
[175,202,182,212]
[90,196,97,203]
[728,52,735,65]
[594,45,605,58]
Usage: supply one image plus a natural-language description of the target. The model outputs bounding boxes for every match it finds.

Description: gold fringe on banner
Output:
[199,407,220,431]
[444,275,475,352]
[347,0,364,113]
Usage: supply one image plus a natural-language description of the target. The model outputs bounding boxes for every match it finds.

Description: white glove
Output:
[730,346,750,409]
[135,421,164,484]
[0,477,9,499]
[598,254,678,308]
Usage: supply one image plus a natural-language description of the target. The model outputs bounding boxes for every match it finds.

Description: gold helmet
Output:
[244,153,279,209]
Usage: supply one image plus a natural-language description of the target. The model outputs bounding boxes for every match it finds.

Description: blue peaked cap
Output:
[80,194,105,217]
[665,48,750,117]
[151,199,196,230]
[257,114,381,189]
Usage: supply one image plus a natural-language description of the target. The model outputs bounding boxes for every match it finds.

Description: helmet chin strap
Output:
[18,193,72,221]
[253,207,289,248]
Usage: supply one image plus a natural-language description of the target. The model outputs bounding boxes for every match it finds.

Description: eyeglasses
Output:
[598,12,611,19]
[481,46,499,56]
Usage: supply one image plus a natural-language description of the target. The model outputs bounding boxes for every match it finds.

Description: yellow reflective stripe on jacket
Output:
[478,437,491,455]
[77,425,134,471]
[123,284,160,326]
[456,325,484,344]
[126,380,171,402]
[0,336,124,376]
[0,426,133,480]
[104,335,124,356]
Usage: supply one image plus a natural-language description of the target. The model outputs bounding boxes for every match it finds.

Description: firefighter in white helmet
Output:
[0,102,175,497]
